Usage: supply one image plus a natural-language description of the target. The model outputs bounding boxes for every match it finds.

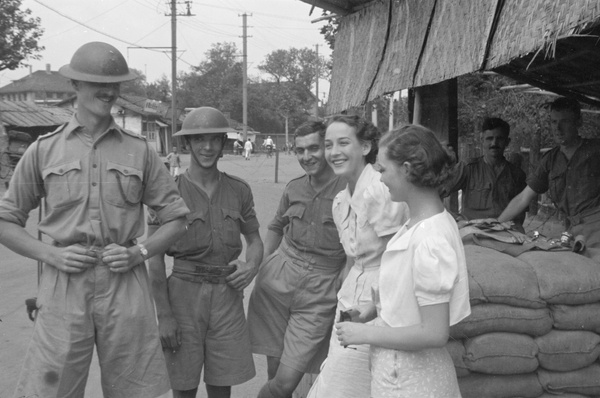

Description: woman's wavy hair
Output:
[380,124,455,188]
[326,114,381,164]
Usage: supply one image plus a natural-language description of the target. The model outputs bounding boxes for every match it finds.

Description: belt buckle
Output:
[89,247,106,266]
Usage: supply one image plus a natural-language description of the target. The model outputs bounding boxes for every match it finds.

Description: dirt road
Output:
[0,152,303,398]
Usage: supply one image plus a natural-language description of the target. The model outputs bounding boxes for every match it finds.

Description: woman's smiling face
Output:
[324,121,370,183]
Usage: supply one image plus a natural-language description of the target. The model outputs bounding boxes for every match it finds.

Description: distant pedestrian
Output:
[263,136,274,158]
[244,138,253,160]
[233,140,242,156]
[166,146,182,176]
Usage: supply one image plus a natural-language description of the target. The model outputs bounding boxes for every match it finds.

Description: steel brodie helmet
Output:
[59,42,138,83]
[174,107,234,137]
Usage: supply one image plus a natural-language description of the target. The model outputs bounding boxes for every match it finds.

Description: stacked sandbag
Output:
[448,245,600,398]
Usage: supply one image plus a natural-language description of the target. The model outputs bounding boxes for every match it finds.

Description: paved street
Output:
[0,151,303,398]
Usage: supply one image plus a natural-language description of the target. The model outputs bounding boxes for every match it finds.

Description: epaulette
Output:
[37,123,67,141]
[288,174,307,184]
[119,127,147,141]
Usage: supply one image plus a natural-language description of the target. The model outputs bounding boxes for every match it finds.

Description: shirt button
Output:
[92,182,97,186]
[93,164,97,168]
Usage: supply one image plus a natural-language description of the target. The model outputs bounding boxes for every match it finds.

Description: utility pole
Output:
[240,13,251,141]
[314,44,319,118]
[167,0,193,152]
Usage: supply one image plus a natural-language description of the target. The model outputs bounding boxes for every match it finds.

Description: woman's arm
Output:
[336,302,450,351]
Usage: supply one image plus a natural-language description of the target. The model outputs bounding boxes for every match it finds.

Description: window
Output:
[144,121,157,141]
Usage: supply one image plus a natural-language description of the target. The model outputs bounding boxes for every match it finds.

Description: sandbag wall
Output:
[448,245,600,398]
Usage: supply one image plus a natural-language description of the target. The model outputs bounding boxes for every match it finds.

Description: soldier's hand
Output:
[225,260,257,291]
[158,315,182,350]
[102,243,139,273]
[52,244,97,273]
[345,303,377,323]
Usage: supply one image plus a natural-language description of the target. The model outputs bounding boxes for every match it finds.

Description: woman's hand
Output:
[336,321,369,346]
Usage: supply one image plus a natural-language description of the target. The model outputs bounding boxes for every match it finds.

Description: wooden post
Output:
[412,79,459,213]
[529,125,541,216]
[275,149,279,183]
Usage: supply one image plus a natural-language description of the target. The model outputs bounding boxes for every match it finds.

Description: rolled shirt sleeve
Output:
[0,140,45,227]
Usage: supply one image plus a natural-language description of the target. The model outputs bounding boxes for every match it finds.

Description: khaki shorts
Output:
[248,247,341,373]
[164,276,255,390]
[13,263,170,398]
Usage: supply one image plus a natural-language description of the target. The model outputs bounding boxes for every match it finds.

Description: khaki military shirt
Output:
[0,117,189,247]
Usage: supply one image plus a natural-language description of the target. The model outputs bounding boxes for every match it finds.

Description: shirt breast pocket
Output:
[283,203,306,239]
[105,161,143,207]
[173,211,210,252]
[465,182,492,211]
[42,160,85,208]
[222,208,245,244]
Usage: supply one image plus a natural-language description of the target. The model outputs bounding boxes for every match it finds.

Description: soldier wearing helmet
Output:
[148,107,264,398]
[0,42,190,398]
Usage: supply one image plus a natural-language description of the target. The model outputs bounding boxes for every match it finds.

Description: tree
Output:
[120,68,148,97]
[145,75,171,102]
[0,0,44,71]
[319,11,340,50]
[177,42,243,113]
[258,47,330,90]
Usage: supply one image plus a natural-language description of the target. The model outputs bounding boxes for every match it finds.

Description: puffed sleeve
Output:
[413,237,460,306]
[364,180,409,237]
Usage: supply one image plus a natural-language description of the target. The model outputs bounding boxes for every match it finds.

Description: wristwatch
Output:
[137,243,149,261]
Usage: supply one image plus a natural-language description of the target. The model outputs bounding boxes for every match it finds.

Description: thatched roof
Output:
[301,0,600,113]
[302,0,373,16]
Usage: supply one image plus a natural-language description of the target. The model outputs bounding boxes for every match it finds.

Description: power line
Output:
[33,0,166,52]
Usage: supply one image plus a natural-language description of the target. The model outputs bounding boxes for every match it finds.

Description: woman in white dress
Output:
[335,125,471,397]
[307,115,409,398]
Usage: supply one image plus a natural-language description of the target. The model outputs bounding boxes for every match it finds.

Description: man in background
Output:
[499,97,600,248]
[244,138,253,160]
[167,146,182,176]
[443,117,527,226]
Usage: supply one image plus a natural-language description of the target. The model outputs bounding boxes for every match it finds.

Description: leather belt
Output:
[172,259,236,284]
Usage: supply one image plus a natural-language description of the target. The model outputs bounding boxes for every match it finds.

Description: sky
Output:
[1,0,333,100]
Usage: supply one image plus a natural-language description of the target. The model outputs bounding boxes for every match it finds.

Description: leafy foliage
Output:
[0,0,44,71]
[145,75,172,102]
[319,11,339,50]
[120,68,148,97]
[457,73,600,160]
[177,42,243,112]
[258,47,330,88]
